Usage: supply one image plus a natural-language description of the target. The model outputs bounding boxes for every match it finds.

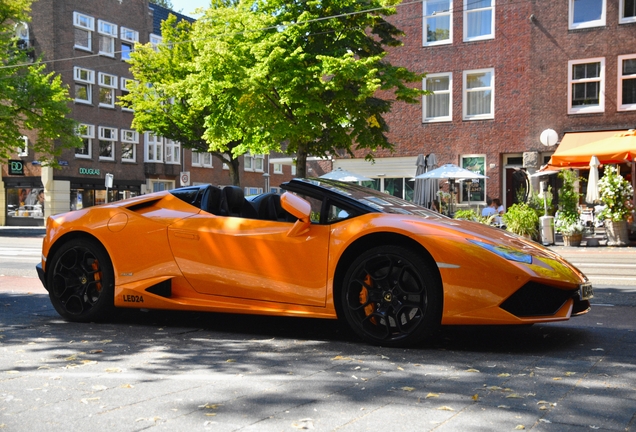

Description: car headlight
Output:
[468,239,533,264]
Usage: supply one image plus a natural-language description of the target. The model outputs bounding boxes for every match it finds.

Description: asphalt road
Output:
[1,233,635,431]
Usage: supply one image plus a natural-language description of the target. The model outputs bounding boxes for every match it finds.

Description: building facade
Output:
[335,0,636,210]
[1,0,293,226]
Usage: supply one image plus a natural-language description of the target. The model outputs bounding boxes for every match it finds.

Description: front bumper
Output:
[36,262,48,292]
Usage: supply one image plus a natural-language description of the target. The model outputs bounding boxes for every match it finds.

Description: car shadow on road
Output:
[0,292,601,356]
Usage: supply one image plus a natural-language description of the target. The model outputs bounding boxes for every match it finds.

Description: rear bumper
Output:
[36,263,48,292]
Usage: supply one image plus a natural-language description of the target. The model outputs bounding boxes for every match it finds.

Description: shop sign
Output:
[9,160,24,175]
[79,167,100,175]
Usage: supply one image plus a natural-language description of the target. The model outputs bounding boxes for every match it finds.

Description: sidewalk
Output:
[547,226,636,250]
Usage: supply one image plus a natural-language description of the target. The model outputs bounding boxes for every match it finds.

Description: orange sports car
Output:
[36,178,592,347]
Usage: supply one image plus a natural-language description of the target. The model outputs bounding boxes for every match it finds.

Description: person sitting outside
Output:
[493,198,504,215]
[481,198,497,217]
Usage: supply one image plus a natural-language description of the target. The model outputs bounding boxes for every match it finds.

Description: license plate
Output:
[579,283,594,300]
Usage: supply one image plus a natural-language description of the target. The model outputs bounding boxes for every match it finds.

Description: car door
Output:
[167,213,330,307]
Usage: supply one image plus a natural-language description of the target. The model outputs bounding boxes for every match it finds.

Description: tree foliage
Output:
[125,0,425,182]
[149,0,174,9]
[0,0,79,165]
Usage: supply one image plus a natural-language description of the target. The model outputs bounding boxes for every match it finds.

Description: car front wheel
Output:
[341,245,442,347]
[47,238,115,322]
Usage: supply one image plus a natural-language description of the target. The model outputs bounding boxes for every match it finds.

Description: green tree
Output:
[193,0,426,177]
[0,0,79,164]
[149,0,174,9]
[122,15,244,185]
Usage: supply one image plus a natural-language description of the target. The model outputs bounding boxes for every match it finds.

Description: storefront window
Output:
[6,187,45,220]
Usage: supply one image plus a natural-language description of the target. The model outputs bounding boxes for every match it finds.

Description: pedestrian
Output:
[493,198,504,215]
[482,198,497,217]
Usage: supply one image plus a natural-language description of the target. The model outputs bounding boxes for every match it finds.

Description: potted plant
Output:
[502,203,539,239]
[555,169,583,245]
[453,208,496,226]
[597,165,634,246]
[559,221,585,247]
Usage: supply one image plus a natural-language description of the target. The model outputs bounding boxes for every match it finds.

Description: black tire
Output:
[340,245,442,347]
[47,238,115,322]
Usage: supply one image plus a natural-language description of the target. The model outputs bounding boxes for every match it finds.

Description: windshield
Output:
[296,178,447,219]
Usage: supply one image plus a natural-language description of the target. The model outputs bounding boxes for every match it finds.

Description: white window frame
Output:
[98,126,116,161]
[618,54,636,111]
[460,154,487,204]
[120,78,134,112]
[620,0,636,23]
[145,132,163,162]
[150,34,162,51]
[98,72,117,108]
[165,139,181,164]
[120,27,138,61]
[463,68,494,120]
[423,72,453,122]
[97,20,117,57]
[149,180,175,192]
[463,0,495,42]
[18,136,28,157]
[291,165,297,176]
[423,0,452,46]
[245,187,263,196]
[73,12,94,51]
[74,67,94,104]
[244,153,254,171]
[569,0,606,29]
[192,151,213,168]
[121,129,138,162]
[254,154,264,172]
[273,163,283,174]
[75,124,94,159]
[568,58,605,114]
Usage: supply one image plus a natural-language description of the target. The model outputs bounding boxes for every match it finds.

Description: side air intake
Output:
[145,280,172,298]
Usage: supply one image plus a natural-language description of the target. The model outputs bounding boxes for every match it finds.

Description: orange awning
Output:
[549,130,636,168]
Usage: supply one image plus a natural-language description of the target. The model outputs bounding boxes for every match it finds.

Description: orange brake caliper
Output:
[92,260,102,292]
[359,274,377,324]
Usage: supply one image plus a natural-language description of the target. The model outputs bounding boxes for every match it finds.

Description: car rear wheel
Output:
[47,238,115,322]
[341,246,441,347]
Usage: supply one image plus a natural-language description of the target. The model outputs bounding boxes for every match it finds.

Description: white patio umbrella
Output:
[320,167,372,182]
[586,155,600,203]
[415,163,488,180]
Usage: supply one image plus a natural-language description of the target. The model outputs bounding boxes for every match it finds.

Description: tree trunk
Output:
[296,142,308,178]
[212,153,241,186]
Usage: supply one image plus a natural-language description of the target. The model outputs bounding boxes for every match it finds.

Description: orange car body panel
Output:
[40,189,588,325]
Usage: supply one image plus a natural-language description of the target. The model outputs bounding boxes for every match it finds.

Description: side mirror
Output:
[280,192,312,237]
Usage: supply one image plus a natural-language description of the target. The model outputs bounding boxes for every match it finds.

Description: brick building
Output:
[1,0,293,226]
[334,0,636,210]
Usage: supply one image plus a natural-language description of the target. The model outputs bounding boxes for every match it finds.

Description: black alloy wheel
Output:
[341,245,441,347]
[47,238,114,322]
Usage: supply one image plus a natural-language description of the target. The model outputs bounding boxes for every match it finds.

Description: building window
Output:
[98,20,117,57]
[120,78,134,111]
[120,27,138,60]
[192,151,213,168]
[423,0,452,46]
[73,12,94,51]
[460,155,486,203]
[76,124,94,158]
[244,153,254,171]
[98,72,117,108]
[568,58,604,114]
[273,163,283,174]
[618,54,636,111]
[569,0,605,29]
[620,0,636,23]
[165,139,181,164]
[145,132,163,162]
[74,67,94,104]
[17,136,28,157]
[150,34,162,51]
[254,154,264,172]
[98,127,116,161]
[150,180,174,192]
[423,73,452,122]
[463,68,494,120]
[245,187,263,196]
[464,0,494,42]
[121,129,138,162]
[291,165,297,176]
